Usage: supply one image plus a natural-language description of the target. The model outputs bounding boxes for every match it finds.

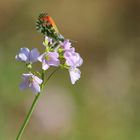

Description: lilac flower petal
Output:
[16,47,42,63]
[38,53,46,62]
[22,73,33,79]
[47,53,60,66]
[22,73,33,76]
[70,47,75,52]
[73,53,83,67]
[15,53,27,61]
[20,73,42,94]
[38,52,60,70]
[30,48,40,62]
[30,81,41,93]
[48,59,60,66]
[42,60,49,70]
[15,55,21,61]
[48,55,59,65]
[64,51,83,68]
[19,48,30,62]
[19,53,28,61]
[64,48,75,58]
[20,80,29,90]
[65,53,75,66]
[64,50,70,56]
[20,48,30,56]
[48,52,59,58]
[79,56,83,66]
[69,68,81,84]
[62,40,72,50]
[16,47,30,61]
[33,76,43,84]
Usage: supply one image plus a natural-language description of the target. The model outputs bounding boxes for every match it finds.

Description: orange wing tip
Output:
[39,13,55,27]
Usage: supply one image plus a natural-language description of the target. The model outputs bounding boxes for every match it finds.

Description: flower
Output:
[69,67,81,84]
[63,44,83,84]
[62,40,72,50]
[64,49,83,68]
[20,73,43,93]
[38,52,60,70]
[15,48,40,63]
[43,36,53,47]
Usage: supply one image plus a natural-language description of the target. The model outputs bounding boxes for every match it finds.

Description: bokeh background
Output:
[0,0,140,140]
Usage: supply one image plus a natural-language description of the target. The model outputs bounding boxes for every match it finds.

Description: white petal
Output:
[18,53,28,61]
[42,60,49,70]
[22,73,33,79]
[69,68,81,84]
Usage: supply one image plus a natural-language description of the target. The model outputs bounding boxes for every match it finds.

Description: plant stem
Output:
[16,93,41,140]
[44,68,59,86]
[16,68,58,140]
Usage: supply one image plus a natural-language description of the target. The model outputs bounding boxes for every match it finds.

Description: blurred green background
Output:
[0,0,140,140]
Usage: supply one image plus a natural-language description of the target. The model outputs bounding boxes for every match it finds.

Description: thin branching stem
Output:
[16,68,58,140]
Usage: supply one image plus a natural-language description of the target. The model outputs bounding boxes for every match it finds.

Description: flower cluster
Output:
[15,13,83,94]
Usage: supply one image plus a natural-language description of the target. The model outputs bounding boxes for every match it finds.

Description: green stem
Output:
[44,67,59,86]
[16,70,45,140]
[16,68,58,140]
[16,93,41,140]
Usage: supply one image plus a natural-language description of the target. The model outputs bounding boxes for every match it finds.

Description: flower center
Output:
[29,76,34,82]
[45,55,50,61]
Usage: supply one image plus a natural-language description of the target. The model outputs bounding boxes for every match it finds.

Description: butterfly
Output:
[36,13,64,41]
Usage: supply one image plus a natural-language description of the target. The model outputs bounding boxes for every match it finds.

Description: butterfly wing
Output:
[36,13,63,41]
